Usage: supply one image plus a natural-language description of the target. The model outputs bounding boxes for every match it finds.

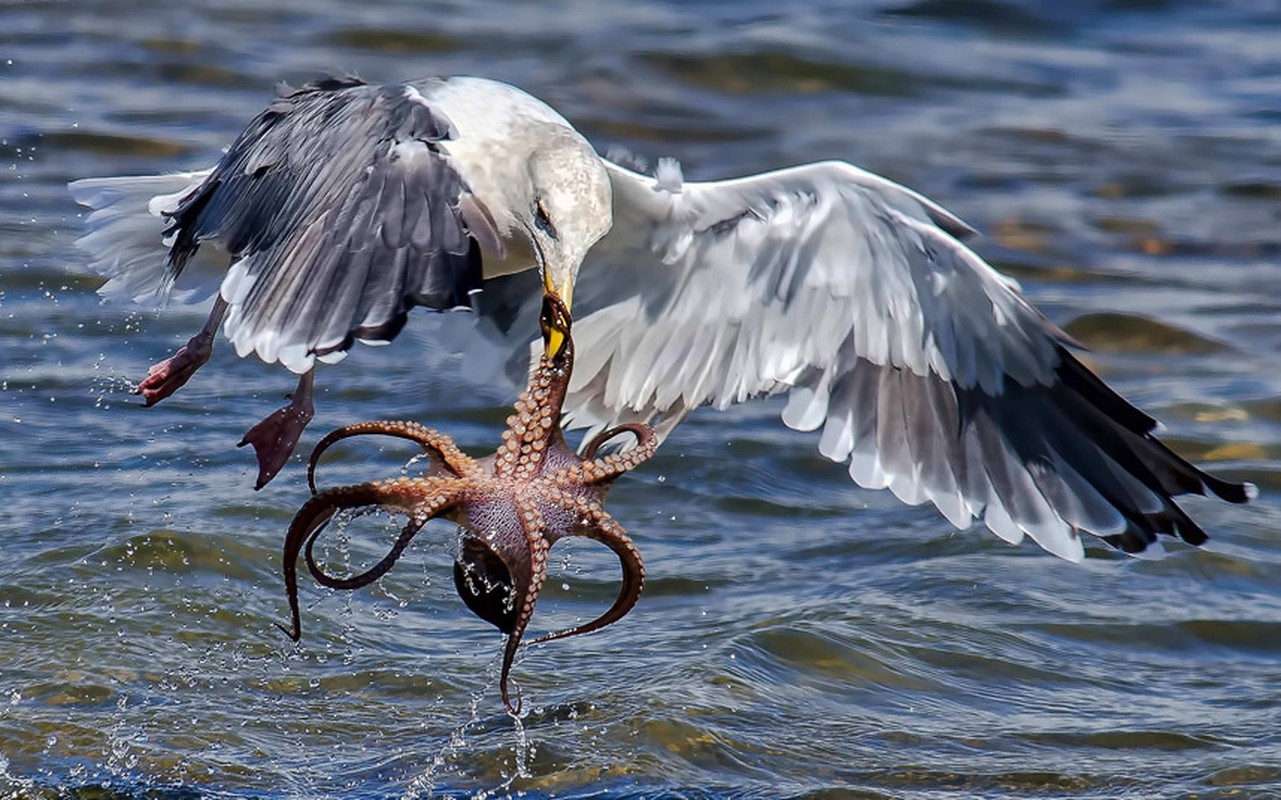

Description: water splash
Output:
[401,650,536,799]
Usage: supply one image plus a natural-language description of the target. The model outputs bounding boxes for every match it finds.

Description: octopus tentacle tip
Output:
[501,677,524,717]
[275,620,302,643]
[277,291,657,711]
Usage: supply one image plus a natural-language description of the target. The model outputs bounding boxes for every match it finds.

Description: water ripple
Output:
[4,1,1281,798]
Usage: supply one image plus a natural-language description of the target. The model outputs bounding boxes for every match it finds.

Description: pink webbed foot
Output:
[136,335,214,406]
[136,297,228,407]
[239,371,315,490]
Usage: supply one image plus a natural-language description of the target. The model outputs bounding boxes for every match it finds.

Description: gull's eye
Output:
[533,199,557,239]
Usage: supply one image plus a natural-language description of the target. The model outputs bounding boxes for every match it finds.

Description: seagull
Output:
[69,75,1252,561]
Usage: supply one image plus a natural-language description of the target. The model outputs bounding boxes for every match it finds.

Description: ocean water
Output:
[3,1,1281,797]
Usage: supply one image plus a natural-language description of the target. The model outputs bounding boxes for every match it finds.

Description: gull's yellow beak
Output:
[542,268,574,360]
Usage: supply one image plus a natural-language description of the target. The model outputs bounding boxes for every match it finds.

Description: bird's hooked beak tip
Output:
[541,271,574,360]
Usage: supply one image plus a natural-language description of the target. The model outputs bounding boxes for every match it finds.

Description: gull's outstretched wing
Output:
[160,77,497,373]
[480,158,1251,560]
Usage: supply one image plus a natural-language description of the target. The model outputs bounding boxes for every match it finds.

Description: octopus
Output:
[278,294,658,714]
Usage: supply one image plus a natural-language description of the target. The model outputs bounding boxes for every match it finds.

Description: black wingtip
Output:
[1205,476,1256,505]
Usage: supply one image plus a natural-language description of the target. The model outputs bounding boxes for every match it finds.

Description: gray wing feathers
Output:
[644,166,1061,394]
[537,159,1251,559]
[165,77,482,372]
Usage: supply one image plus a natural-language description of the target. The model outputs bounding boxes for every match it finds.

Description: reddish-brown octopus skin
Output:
[279,294,658,714]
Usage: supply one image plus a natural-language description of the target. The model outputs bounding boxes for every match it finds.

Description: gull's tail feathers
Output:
[68,170,225,305]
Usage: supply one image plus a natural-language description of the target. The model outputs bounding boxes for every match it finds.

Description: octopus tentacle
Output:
[551,423,659,489]
[494,369,565,481]
[277,291,658,715]
[305,517,423,591]
[279,477,441,641]
[307,420,478,493]
[305,476,466,591]
[531,501,645,647]
[493,295,574,483]
[586,425,659,481]
[499,497,552,716]
[583,423,656,461]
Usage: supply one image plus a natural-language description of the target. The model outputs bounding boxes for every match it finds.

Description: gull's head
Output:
[523,134,612,356]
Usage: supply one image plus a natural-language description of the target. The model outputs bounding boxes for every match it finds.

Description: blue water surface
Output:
[2,1,1281,798]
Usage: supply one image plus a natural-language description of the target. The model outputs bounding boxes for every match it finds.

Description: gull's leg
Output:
[239,369,315,490]
[136,296,228,406]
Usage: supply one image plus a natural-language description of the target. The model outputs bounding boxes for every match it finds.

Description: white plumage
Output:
[69,75,1252,553]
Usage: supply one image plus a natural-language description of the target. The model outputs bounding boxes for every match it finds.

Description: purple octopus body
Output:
[279,295,657,713]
